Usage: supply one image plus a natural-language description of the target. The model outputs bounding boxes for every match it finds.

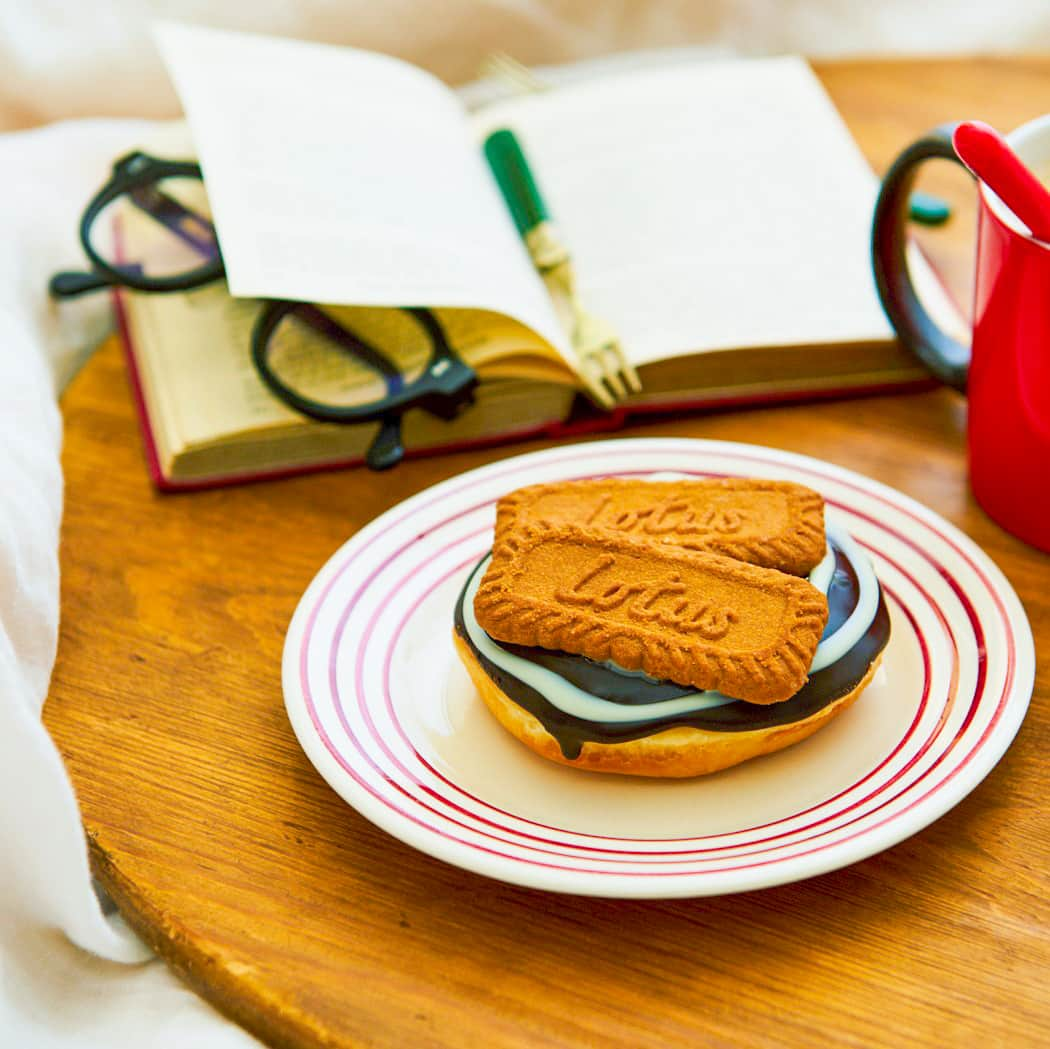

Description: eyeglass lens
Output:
[88,175,218,280]
[260,305,432,411]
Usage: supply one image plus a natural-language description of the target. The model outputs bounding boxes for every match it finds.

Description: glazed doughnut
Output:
[453,523,890,778]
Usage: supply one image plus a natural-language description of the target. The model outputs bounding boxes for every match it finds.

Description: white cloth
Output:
[2,3,1050,1047]
[0,117,263,1047]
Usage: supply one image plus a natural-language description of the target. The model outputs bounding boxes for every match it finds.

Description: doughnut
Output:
[453,522,889,778]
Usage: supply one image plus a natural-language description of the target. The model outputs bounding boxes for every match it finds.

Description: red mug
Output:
[872,118,1050,553]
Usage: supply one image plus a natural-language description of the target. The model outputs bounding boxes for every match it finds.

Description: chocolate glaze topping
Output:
[455,545,891,759]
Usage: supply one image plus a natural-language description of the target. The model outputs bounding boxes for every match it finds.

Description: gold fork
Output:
[520,217,640,407]
[480,59,642,408]
[567,295,641,406]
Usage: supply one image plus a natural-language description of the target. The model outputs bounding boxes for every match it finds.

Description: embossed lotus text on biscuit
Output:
[503,535,793,651]
[478,509,830,702]
[495,479,827,576]
[583,494,748,537]
[555,553,738,639]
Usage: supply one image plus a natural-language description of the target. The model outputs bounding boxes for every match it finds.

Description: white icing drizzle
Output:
[809,524,879,672]
[809,540,836,597]
[462,562,738,722]
[463,522,879,725]
[600,661,664,682]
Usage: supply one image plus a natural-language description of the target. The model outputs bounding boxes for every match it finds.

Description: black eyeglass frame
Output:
[48,151,479,470]
[251,302,478,469]
[49,151,224,299]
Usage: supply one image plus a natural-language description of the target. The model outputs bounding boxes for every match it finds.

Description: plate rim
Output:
[283,437,1035,898]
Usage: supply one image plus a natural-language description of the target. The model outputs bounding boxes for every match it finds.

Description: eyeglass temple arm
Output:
[49,270,115,298]
[49,261,149,299]
[367,415,406,471]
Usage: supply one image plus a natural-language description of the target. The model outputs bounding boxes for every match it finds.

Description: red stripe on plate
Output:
[295,450,1011,878]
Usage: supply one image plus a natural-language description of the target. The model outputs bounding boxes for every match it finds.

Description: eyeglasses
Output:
[50,151,478,470]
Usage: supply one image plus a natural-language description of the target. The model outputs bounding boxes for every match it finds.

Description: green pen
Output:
[483,127,573,283]
[482,126,642,406]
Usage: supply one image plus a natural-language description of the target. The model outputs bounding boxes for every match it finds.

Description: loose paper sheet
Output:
[154,22,569,357]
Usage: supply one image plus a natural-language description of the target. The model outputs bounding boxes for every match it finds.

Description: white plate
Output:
[283,439,1034,898]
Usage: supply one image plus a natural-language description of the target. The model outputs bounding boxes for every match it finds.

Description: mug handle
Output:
[871,122,971,392]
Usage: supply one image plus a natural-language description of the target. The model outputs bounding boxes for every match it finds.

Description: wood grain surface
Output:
[44,59,1049,1049]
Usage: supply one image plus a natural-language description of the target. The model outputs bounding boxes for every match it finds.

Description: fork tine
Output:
[618,354,643,394]
[580,355,616,408]
[601,339,640,395]
[602,356,628,400]
[570,301,633,407]
[585,374,616,409]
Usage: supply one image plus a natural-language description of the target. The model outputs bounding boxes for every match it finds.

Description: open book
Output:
[119,25,953,488]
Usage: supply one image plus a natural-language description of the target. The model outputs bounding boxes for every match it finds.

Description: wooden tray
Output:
[44,59,1050,1049]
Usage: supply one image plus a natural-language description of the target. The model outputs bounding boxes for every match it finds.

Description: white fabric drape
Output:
[0,117,262,1045]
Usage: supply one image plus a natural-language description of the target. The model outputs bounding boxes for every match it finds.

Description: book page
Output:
[123,282,575,450]
[471,57,899,367]
[154,22,569,360]
[122,280,575,480]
